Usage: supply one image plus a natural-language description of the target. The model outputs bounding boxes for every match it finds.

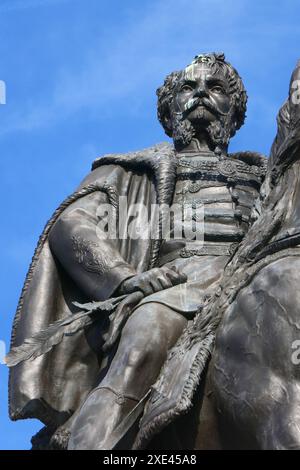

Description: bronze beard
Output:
[171,105,236,152]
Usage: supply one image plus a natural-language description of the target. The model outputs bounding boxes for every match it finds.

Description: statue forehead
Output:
[182,62,225,82]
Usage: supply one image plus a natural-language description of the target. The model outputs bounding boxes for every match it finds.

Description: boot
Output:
[68,386,139,450]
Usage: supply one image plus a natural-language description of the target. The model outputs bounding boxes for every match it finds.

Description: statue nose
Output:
[194,86,208,98]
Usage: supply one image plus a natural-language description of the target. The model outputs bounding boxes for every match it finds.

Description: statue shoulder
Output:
[91,142,175,172]
[229,151,268,170]
[76,142,176,198]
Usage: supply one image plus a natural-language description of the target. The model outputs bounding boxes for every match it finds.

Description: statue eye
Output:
[211,85,224,94]
[180,84,193,92]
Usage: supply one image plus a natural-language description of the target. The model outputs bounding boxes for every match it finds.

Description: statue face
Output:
[157,53,247,152]
[172,62,231,129]
[166,61,235,151]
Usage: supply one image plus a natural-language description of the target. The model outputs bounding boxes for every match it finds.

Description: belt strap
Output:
[159,243,238,266]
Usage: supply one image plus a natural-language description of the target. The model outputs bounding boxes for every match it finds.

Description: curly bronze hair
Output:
[157,52,248,139]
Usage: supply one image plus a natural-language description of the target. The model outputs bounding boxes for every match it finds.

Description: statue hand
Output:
[118,266,187,296]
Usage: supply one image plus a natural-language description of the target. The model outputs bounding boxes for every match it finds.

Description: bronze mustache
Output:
[181,97,227,119]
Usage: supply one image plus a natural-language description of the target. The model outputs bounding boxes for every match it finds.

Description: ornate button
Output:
[188,181,202,193]
[219,160,237,178]
[116,395,125,405]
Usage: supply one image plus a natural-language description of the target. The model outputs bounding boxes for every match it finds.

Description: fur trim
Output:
[229,151,267,168]
[93,143,177,268]
[49,427,71,450]
[133,333,215,450]
[92,142,176,207]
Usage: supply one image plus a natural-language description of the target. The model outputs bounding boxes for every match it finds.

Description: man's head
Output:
[157,53,247,153]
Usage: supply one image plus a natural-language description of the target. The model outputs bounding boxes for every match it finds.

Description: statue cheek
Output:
[173,97,185,113]
[217,97,231,113]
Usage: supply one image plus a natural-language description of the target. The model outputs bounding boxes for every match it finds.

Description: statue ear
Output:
[163,113,171,127]
[162,110,173,136]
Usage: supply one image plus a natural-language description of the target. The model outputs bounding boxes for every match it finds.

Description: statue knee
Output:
[125,337,166,373]
[113,303,183,389]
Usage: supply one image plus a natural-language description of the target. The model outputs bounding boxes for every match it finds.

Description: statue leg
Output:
[211,256,300,449]
[68,302,187,450]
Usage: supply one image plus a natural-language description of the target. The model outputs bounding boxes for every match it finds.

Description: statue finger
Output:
[164,268,182,283]
[164,267,187,284]
[150,278,163,293]
[157,275,172,290]
[139,283,154,296]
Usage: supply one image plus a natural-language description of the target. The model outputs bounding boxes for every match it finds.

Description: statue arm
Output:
[48,190,136,301]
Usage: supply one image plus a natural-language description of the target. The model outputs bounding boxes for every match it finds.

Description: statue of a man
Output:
[8,53,266,449]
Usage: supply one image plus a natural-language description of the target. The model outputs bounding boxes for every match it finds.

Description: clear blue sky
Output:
[0,0,299,450]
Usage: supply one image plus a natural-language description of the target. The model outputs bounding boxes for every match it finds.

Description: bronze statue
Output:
[7,53,300,450]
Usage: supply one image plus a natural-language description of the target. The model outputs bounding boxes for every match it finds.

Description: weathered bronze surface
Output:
[7,53,300,449]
